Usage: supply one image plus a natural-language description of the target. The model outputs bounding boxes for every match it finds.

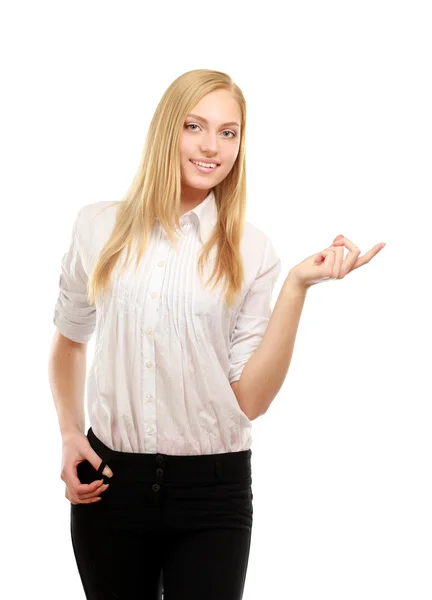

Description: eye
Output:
[185,124,236,138]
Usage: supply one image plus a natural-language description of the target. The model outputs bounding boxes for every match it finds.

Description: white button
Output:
[146,327,153,335]
[151,292,158,299]
[157,260,165,267]
[145,393,153,401]
[145,361,153,368]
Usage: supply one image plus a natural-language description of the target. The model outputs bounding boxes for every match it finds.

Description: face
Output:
[180,89,242,203]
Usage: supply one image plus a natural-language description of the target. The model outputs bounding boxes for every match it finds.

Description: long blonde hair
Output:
[88,68,248,309]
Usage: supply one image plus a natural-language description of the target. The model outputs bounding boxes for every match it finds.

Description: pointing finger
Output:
[332,236,385,272]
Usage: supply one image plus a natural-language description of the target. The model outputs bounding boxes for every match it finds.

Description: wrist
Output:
[60,424,84,440]
[285,270,309,293]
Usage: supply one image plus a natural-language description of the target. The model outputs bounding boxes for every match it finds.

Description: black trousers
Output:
[70,427,254,599]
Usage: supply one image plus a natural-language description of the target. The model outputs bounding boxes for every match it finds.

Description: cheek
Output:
[180,134,192,157]
[218,156,237,178]
[223,145,240,168]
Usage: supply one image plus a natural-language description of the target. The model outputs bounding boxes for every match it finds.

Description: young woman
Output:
[49,68,385,599]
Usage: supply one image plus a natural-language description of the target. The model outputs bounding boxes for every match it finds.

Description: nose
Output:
[200,131,219,154]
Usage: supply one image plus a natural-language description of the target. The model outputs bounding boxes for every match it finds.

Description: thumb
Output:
[86,447,114,478]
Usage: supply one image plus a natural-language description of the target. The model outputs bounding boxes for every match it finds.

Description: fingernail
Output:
[103,467,113,478]
[334,235,343,240]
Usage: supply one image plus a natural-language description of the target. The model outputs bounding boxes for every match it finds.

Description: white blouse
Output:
[53,189,282,454]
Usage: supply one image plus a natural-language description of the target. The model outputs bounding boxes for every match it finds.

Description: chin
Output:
[183,179,213,191]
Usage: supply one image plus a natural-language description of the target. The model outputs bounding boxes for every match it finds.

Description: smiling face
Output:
[180,88,242,204]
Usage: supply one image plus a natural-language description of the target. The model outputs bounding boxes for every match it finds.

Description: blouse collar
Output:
[189,188,218,246]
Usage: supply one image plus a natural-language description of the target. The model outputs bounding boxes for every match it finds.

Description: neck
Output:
[180,185,210,216]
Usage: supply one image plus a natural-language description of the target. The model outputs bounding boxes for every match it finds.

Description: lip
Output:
[190,158,220,166]
[190,159,219,174]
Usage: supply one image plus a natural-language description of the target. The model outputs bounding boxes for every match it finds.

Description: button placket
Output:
[141,230,171,453]
[141,217,196,454]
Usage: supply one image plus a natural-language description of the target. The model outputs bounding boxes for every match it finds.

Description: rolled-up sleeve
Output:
[228,238,282,384]
[53,208,96,343]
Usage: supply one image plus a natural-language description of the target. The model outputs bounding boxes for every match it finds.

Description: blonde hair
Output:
[88,68,247,308]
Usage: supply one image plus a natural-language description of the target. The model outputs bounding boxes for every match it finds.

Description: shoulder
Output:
[243,221,272,244]
[237,221,282,288]
[77,200,121,229]
[75,200,121,241]
[74,201,122,265]
[243,221,281,266]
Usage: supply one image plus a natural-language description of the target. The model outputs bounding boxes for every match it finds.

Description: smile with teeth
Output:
[191,160,218,169]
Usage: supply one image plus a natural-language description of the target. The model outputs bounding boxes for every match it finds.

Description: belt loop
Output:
[96,457,111,479]
[89,428,114,480]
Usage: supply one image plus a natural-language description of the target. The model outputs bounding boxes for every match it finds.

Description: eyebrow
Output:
[186,114,240,128]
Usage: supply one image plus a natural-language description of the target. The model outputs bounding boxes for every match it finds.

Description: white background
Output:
[1,1,430,598]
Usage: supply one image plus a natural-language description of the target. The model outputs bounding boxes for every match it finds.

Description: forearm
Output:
[48,335,87,437]
[237,274,308,419]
